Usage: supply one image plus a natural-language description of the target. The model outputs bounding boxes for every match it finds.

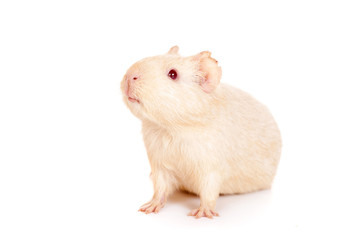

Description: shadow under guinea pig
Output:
[167,191,200,210]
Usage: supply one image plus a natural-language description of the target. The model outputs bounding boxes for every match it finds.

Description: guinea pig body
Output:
[121,46,281,218]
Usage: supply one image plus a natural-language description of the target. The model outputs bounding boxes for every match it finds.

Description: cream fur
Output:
[121,46,282,218]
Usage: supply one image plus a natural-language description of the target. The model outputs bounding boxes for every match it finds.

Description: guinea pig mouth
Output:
[128,96,140,103]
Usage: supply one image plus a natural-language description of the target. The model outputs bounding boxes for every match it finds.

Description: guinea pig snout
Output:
[124,74,140,103]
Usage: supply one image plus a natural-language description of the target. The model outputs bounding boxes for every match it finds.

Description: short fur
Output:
[120,46,282,218]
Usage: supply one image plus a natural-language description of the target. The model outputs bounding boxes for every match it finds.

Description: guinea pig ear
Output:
[194,51,222,93]
[168,45,179,55]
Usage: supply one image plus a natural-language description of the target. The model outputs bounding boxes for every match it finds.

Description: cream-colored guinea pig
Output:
[121,46,282,219]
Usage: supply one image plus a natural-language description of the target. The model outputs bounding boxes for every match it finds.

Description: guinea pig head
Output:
[121,46,222,127]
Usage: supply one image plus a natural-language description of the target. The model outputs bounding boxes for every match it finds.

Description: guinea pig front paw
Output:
[138,198,165,214]
[188,206,219,219]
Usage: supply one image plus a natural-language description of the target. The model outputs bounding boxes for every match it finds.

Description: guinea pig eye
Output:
[168,69,177,80]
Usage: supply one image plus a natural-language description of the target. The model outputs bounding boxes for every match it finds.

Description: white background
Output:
[1,0,359,239]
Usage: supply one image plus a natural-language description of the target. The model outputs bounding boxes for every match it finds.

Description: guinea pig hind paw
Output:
[188,207,219,219]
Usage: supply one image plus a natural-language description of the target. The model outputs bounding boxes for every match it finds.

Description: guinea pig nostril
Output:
[133,77,138,80]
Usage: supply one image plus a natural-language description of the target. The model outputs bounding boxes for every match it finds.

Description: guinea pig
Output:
[120,46,282,218]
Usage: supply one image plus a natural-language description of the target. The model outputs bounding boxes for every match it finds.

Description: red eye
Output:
[168,69,177,80]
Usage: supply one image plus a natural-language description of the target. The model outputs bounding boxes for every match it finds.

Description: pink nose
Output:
[128,75,139,82]
[126,75,139,90]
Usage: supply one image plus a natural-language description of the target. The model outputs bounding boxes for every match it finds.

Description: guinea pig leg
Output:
[188,175,220,219]
[138,170,174,214]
